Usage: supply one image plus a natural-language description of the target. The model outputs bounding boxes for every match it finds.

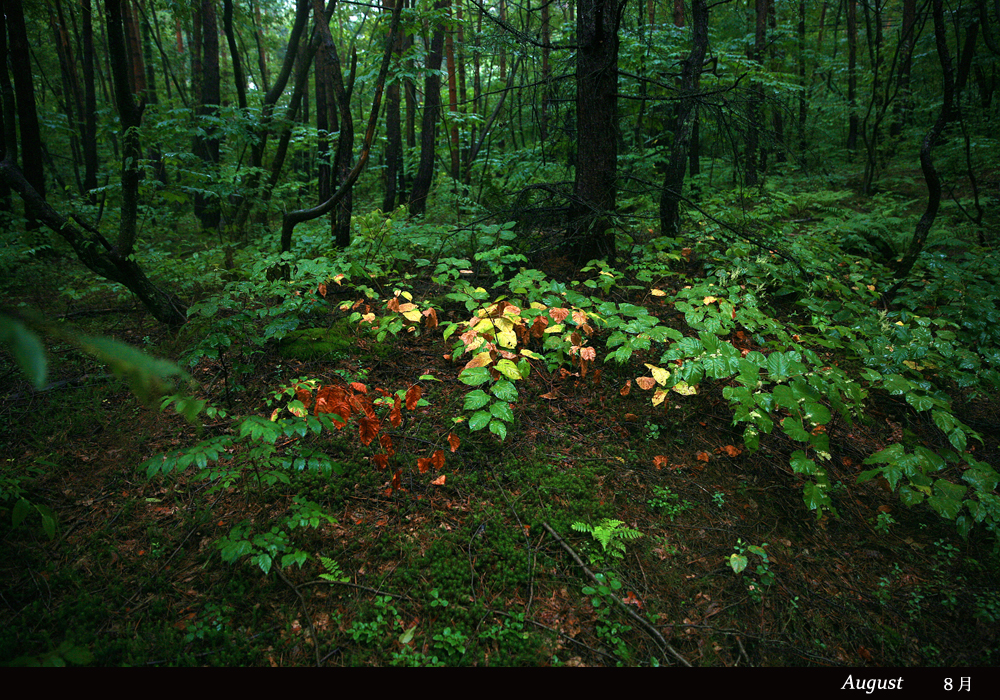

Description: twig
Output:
[541,522,691,667]
[275,566,322,667]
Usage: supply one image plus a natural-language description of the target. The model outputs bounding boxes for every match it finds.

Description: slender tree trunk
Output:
[660,0,708,236]
[192,0,221,231]
[847,0,858,153]
[81,0,99,201]
[409,2,447,218]
[890,0,978,291]
[744,0,766,187]
[382,0,404,211]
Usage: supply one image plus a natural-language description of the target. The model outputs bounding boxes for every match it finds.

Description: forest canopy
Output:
[1,0,999,667]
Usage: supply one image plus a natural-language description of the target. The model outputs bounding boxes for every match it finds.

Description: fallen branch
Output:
[542,522,691,667]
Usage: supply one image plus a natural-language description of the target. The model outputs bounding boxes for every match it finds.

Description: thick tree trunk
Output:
[3,0,46,223]
[571,0,622,262]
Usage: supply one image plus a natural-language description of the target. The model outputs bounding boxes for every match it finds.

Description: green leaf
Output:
[12,499,31,528]
[490,400,514,422]
[729,553,748,574]
[459,366,492,386]
[490,380,518,402]
[494,358,523,380]
[463,389,490,410]
[469,410,491,431]
[0,314,47,388]
[927,480,967,520]
[489,419,507,439]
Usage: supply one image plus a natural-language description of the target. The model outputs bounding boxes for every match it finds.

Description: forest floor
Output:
[2,207,999,667]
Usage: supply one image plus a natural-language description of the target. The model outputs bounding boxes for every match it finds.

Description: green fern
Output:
[572,519,642,560]
[318,555,350,583]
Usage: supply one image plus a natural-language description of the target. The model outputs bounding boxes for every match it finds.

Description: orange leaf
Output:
[390,395,402,427]
[317,283,327,297]
[549,307,569,323]
[405,385,422,410]
[592,369,601,385]
[540,391,560,400]
[372,453,389,470]
[431,449,445,470]
[580,347,596,362]
[417,456,431,474]
[447,432,460,452]
[423,307,439,328]
[696,451,711,462]
[386,296,400,312]
[653,456,669,469]
[380,433,395,457]
[431,475,446,486]
[636,376,656,391]
[531,316,548,338]
[624,413,639,422]
[621,591,643,609]
[350,382,368,394]
[391,469,402,491]
[620,380,632,396]
[719,444,742,458]
[358,416,380,446]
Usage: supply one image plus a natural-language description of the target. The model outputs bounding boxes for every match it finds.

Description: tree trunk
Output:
[847,0,858,153]
[281,0,403,251]
[744,0,765,187]
[3,0,46,224]
[81,0,99,201]
[382,0,404,211]
[408,2,447,218]
[193,0,221,231]
[890,0,978,292]
[660,0,708,237]
[571,0,622,262]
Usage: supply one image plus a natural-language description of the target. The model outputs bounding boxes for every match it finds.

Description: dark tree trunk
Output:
[0,5,17,212]
[107,0,145,256]
[847,0,858,153]
[193,0,221,231]
[890,0,978,292]
[571,0,622,262]
[3,0,46,224]
[744,0,765,187]
[889,0,917,140]
[81,0,99,201]
[408,2,447,218]
[223,0,248,111]
[660,0,708,237]
[281,0,403,251]
[382,0,404,211]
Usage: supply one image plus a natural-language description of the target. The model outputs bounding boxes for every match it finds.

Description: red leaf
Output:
[620,380,632,396]
[372,453,389,470]
[380,433,395,457]
[405,385,422,410]
[358,416,380,446]
[417,456,431,474]
[350,382,368,394]
[389,395,402,427]
[447,432,460,453]
[653,456,669,469]
[431,449,445,470]
[696,451,710,462]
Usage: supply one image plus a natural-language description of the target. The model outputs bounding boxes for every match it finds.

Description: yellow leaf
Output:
[644,363,670,386]
[651,388,668,406]
[672,381,698,395]
[497,326,518,349]
[401,308,423,323]
[650,288,666,296]
[703,296,718,305]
